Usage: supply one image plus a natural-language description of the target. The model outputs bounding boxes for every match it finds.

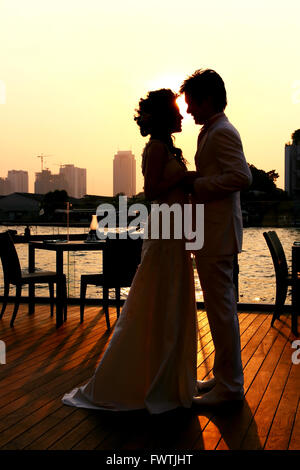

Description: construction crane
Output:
[37,154,51,171]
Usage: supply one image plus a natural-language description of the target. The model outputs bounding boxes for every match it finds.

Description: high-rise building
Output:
[113,150,136,197]
[59,165,87,198]
[34,169,54,194]
[0,177,11,195]
[34,165,86,197]
[7,170,28,193]
[285,131,300,199]
[34,170,67,194]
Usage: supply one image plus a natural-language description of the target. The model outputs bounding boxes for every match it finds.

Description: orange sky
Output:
[1,0,300,195]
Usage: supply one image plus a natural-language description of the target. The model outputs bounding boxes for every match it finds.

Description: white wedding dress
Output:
[62,141,198,414]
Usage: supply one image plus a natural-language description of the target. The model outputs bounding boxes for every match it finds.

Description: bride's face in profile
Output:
[169,102,183,134]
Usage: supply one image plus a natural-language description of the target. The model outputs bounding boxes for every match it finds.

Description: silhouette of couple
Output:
[62,69,252,412]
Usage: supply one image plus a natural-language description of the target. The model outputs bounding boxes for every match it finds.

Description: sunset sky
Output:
[1,0,300,195]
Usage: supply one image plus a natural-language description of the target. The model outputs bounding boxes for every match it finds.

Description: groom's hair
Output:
[180,69,227,112]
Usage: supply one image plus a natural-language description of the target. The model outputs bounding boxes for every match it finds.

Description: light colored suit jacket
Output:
[192,113,252,257]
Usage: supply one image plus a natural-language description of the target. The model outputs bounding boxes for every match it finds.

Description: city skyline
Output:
[1,131,299,197]
[0,164,86,198]
[1,1,300,195]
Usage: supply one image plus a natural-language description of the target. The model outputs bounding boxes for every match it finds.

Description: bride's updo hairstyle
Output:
[134,88,186,167]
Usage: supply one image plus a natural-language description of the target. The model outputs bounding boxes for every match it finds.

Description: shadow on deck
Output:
[0,303,299,451]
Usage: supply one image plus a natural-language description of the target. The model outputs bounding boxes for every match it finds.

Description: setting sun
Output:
[176,94,190,120]
[0,0,299,194]
[143,73,191,119]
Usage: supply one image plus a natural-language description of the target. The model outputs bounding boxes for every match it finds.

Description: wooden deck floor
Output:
[0,303,299,451]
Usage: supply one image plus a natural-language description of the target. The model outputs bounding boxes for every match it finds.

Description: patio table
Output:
[28,240,106,328]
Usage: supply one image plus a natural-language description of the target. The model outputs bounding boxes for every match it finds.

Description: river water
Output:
[0,225,299,304]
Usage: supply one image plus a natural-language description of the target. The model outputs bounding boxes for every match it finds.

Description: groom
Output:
[180,69,252,407]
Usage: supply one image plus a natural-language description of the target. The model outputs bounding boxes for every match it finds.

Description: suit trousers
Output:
[194,254,244,397]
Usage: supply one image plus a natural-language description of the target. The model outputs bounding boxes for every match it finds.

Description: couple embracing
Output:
[62,69,252,413]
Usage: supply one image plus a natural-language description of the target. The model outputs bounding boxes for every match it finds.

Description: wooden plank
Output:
[172,314,262,450]
[0,369,94,449]
[0,304,192,448]
[0,311,112,396]
[264,359,300,450]
[95,408,205,451]
[1,304,110,361]
[72,424,115,450]
[121,314,261,451]
[239,333,294,449]
[50,313,210,451]
[0,301,114,342]
[288,398,300,450]
[193,313,273,450]
[0,316,109,384]
[196,313,255,371]
[0,314,117,447]
[0,308,115,405]
[216,318,291,450]
[48,412,111,450]
[71,410,147,451]
[240,314,270,367]
[196,313,260,381]
[0,307,297,451]
[2,302,171,448]
[24,408,93,450]
[0,334,111,415]
[0,334,120,448]
[46,316,210,451]
[50,313,206,450]
[169,413,214,451]
[120,409,204,451]
[0,353,98,431]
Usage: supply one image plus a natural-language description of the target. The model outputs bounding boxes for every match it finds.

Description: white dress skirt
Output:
[62,141,198,414]
[62,237,198,414]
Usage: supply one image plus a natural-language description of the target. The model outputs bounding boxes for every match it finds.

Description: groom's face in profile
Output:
[185,93,213,125]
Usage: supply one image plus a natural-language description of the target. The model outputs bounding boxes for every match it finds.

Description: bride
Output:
[62,89,198,414]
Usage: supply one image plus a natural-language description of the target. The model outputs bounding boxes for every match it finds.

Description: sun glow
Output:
[145,74,192,120]
[146,74,183,93]
[176,94,191,120]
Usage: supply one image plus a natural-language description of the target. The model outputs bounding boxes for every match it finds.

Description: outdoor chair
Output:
[263,230,293,328]
[80,237,143,330]
[0,231,67,327]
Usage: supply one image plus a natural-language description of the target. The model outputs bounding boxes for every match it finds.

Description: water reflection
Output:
[0,225,299,303]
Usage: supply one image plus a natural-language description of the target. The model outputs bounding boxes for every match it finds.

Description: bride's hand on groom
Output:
[181,171,199,194]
